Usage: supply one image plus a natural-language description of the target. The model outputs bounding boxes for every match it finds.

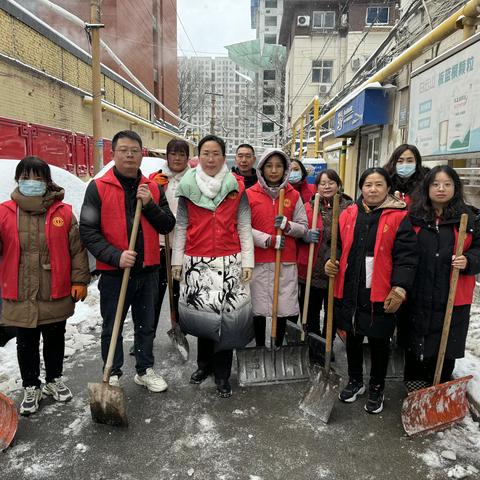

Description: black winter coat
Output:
[407,207,480,359]
[390,167,429,200]
[335,196,418,338]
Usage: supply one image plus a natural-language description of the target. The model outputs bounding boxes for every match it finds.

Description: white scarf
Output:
[195,163,229,199]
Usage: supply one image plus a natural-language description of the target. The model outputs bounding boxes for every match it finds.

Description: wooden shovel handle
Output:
[164,234,177,327]
[433,213,468,386]
[301,193,321,341]
[271,188,285,340]
[325,194,340,374]
[103,199,143,383]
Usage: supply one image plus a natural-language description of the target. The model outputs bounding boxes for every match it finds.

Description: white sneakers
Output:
[134,368,168,393]
[20,386,43,416]
[109,375,120,387]
[42,377,73,402]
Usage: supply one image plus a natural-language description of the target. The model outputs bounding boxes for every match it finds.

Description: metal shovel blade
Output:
[285,321,327,365]
[300,366,342,423]
[401,375,473,436]
[88,382,128,427]
[0,392,18,451]
[236,344,310,387]
[167,324,189,362]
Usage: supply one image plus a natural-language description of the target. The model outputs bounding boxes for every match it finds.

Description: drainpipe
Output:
[314,0,480,130]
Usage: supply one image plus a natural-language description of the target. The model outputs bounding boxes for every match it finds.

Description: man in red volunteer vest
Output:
[80,130,175,392]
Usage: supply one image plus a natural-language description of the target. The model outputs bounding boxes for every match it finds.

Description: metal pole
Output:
[313,97,320,158]
[90,1,104,174]
[339,139,347,183]
[210,94,216,134]
[291,125,297,158]
[298,116,305,160]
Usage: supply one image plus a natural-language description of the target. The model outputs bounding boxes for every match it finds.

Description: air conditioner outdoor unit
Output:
[297,15,310,27]
[319,85,328,93]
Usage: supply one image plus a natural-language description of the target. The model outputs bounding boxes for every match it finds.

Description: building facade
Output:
[279,0,398,134]
[178,56,260,155]
[29,0,178,125]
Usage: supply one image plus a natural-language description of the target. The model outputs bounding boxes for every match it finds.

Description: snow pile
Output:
[417,416,480,478]
[0,280,101,394]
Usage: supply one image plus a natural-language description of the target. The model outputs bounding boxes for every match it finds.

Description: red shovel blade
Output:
[401,375,473,436]
[0,392,18,451]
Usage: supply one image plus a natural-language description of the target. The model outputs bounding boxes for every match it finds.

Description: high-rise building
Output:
[179,56,259,155]
[29,0,178,125]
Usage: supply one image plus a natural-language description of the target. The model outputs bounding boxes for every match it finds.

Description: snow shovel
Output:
[285,193,323,358]
[401,213,473,436]
[164,234,189,361]
[237,188,310,386]
[0,392,17,451]
[88,199,143,427]
[300,193,342,423]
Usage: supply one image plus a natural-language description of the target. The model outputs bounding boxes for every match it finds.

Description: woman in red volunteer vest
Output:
[404,166,480,390]
[383,144,428,205]
[0,157,90,416]
[171,135,254,398]
[288,159,315,203]
[298,169,352,337]
[247,149,309,347]
[325,167,417,414]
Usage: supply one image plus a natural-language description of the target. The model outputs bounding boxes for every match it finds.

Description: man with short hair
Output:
[232,143,257,189]
[80,130,175,392]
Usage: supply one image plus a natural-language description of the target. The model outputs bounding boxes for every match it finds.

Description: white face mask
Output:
[396,164,416,178]
[289,171,302,184]
[18,179,47,197]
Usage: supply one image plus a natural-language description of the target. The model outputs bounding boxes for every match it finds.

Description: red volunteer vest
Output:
[0,200,72,300]
[297,201,323,281]
[247,183,299,263]
[413,224,475,306]
[95,168,160,270]
[335,205,407,302]
[184,182,244,257]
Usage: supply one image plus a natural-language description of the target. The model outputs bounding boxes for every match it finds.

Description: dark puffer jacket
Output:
[335,195,418,338]
[407,207,480,359]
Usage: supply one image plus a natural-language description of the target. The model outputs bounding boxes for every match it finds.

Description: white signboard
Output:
[408,37,480,156]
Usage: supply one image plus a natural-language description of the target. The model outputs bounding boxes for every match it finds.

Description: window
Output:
[263,70,276,81]
[264,87,275,99]
[264,34,277,44]
[262,122,274,132]
[312,60,333,83]
[312,11,335,29]
[263,105,275,115]
[265,15,277,27]
[366,6,389,25]
[265,0,277,8]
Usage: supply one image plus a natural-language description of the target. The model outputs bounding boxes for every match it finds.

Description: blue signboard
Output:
[333,89,390,137]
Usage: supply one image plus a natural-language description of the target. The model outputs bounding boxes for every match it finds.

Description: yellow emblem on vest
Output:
[228,191,238,200]
[52,216,64,227]
[284,198,291,208]
[383,224,389,233]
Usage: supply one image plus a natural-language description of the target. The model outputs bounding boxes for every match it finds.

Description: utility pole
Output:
[205,92,223,135]
[88,1,105,174]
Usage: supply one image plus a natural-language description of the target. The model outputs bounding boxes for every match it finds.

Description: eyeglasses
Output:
[115,148,141,155]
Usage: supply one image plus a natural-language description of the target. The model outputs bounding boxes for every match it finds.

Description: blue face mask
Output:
[18,179,47,197]
[289,171,302,184]
[396,163,416,178]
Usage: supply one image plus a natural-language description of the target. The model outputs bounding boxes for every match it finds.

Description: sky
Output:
[177,0,256,57]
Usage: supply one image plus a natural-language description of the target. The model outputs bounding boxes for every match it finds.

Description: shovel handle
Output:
[433,213,468,386]
[164,234,177,327]
[271,188,285,340]
[301,193,321,341]
[325,194,340,374]
[103,199,143,383]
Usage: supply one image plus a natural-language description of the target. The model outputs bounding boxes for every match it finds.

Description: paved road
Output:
[2,306,480,480]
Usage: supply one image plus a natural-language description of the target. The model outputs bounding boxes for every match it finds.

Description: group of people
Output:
[0,132,478,419]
